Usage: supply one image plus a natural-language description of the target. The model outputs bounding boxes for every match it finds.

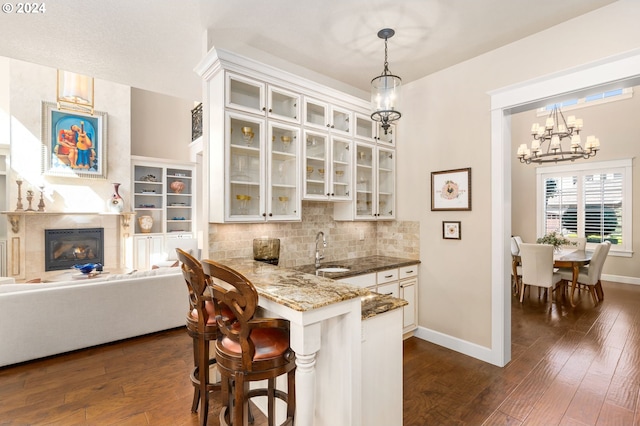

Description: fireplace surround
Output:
[44,228,104,271]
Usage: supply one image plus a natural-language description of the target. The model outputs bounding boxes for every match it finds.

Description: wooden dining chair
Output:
[557,241,611,305]
[518,243,563,303]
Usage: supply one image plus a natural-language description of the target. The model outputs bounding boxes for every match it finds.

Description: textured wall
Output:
[207,201,419,268]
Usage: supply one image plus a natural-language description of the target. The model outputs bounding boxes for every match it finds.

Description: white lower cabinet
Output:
[338,264,419,335]
[133,235,164,271]
[399,265,418,333]
[361,307,403,426]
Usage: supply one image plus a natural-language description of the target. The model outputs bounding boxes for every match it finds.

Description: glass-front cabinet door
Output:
[355,113,376,143]
[226,73,265,116]
[330,105,352,136]
[268,86,300,124]
[227,112,264,221]
[330,136,352,200]
[376,122,396,146]
[304,97,352,136]
[267,122,300,220]
[355,143,375,219]
[303,130,328,200]
[377,146,395,218]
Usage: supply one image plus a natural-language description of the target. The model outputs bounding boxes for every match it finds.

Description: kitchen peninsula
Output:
[214,257,409,426]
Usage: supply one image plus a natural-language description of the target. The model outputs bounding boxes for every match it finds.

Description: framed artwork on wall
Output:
[443,221,461,240]
[42,101,108,179]
[431,167,471,211]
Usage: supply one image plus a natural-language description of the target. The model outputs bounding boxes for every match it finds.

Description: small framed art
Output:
[431,167,471,211]
[443,221,461,240]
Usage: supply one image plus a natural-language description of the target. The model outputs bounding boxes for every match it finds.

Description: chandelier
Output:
[517,105,600,164]
[57,70,94,115]
[370,28,401,135]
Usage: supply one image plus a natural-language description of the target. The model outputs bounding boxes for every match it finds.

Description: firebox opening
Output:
[44,228,104,271]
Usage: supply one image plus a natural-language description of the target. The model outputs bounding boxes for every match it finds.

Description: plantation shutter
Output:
[583,172,623,242]
[543,175,577,235]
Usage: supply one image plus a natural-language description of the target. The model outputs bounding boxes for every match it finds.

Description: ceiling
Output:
[0,0,616,102]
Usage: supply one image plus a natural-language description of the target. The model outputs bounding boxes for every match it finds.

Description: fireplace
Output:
[44,228,104,271]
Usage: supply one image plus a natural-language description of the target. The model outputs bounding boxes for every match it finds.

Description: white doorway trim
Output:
[488,48,640,367]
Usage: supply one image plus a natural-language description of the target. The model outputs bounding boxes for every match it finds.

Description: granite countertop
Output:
[360,292,408,320]
[213,256,418,320]
[293,255,421,280]
[212,258,368,312]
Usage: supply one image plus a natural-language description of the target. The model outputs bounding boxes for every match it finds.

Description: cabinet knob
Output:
[326,193,330,196]
[262,213,266,217]
[269,108,273,113]
[262,107,266,111]
[268,213,273,217]
[331,193,335,196]
[384,275,393,279]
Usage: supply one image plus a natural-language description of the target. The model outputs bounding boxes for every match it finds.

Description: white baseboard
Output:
[602,274,640,286]
[413,326,495,365]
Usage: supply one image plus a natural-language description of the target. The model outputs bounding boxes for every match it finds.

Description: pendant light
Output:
[370,28,402,134]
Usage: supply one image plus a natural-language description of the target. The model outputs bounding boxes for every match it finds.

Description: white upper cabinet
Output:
[303,97,351,136]
[225,112,301,222]
[354,112,396,147]
[226,72,300,124]
[334,142,395,221]
[303,130,352,201]
[196,48,390,222]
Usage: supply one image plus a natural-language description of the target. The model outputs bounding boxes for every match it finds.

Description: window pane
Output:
[584,173,622,244]
[544,176,577,236]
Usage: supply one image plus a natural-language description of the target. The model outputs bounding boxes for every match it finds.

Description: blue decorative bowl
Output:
[73,263,101,274]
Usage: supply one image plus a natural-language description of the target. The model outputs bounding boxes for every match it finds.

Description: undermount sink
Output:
[316,266,350,273]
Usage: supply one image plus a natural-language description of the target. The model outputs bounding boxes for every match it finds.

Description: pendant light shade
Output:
[57,70,94,115]
[371,28,402,134]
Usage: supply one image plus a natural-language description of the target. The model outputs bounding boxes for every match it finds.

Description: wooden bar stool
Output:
[177,248,225,426]
[202,259,296,426]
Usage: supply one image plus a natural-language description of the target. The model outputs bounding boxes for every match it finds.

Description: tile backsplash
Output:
[207,201,419,267]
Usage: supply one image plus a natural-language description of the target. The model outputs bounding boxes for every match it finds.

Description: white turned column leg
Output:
[294,352,317,426]
[288,320,321,426]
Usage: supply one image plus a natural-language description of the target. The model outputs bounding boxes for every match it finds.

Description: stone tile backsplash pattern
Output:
[207,201,420,268]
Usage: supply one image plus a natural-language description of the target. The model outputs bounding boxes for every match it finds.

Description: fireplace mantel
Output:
[2,212,135,280]
[1,212,136,233]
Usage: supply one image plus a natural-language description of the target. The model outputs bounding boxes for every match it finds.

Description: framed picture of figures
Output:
[42,101,107,179]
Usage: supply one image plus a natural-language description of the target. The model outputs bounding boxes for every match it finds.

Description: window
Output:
[537,159,632,256]
[537,87,633,116]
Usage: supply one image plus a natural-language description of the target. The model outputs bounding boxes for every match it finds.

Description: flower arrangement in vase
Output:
[536,231,574,252]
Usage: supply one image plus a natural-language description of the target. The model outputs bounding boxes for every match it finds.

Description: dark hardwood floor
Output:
[1,280,639,425]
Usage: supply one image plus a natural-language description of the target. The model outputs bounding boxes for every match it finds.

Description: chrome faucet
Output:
[315,231,326,268]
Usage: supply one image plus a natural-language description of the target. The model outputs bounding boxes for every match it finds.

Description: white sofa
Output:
[0,267,186,367]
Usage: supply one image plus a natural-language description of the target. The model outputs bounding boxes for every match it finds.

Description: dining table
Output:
[512,248,593,307]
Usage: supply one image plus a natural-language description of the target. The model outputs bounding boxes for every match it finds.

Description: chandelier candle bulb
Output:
[545,117,554,128]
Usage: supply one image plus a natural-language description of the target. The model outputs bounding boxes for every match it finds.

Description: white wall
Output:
[8,59,131,212]
[399,0,640,352]
[130,88,194,162]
